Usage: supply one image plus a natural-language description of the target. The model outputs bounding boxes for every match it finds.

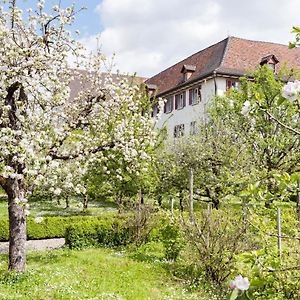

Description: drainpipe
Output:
[204,70,217,121]
[213,70,217,96]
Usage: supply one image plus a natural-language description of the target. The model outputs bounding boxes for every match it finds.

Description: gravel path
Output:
[0,238,65,254]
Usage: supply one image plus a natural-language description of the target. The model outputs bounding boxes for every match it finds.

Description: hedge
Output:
[0,215,122,242]
[65,215,132,249]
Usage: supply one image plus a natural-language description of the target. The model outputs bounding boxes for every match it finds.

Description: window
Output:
[226,79,239,92]
[175,92,186,109]
[189,86,201,105]
[190,121,197,135]
[174,124,185,138]
[151,104,158,118]
[267,62,275,72]
[164,96,173,114]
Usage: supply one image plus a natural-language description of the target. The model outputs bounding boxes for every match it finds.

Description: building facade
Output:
[145,36,300,138]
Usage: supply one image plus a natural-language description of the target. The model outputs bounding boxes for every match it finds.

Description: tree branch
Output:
[48,142,115,161]
[258,105,300,135]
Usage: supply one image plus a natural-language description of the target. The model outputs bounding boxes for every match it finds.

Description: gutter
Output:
[155,70,244,98]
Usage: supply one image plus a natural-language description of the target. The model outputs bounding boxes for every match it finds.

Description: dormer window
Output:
[260,54,279,72]
[145,83,157,96]
[181,64,196,81]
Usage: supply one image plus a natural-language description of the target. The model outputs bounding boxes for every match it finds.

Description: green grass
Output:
[0,196,118,220]
[0,248,200,300]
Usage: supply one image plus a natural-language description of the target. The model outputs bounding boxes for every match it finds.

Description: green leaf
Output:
[229,289,239,300]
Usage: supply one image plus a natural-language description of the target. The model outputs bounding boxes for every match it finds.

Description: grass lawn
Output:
[0,196,117,220]
[0,248,199,300]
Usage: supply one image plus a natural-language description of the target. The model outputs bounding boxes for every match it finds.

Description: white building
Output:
[145,36,300,138]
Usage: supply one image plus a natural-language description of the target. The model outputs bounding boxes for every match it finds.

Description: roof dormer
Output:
[145,83,157,97]
[260,54,279,72]
[181,64,196,81]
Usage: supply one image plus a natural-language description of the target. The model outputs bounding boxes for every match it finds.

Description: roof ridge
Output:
[216,36,231,71]
[228,36,295,48]
[145,37,229,82]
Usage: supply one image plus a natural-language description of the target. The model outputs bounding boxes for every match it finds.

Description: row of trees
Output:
[84,66,299,213]
[156,66,300,209]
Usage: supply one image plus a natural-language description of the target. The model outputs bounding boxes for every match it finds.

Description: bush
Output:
[65,216,131,249]
[160,220,183,261]
[0,215,121,241]
[181,209,248,285]
[0,218,9,241]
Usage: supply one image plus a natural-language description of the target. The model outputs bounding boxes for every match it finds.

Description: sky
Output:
[16,0,300,77]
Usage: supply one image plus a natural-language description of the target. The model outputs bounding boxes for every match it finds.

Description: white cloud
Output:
[82,0,300,77]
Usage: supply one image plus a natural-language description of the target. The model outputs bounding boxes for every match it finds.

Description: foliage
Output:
[160,218,184,261]
[65,215,133,249]
[181,209,249,285]
[0,215,120,241]
[0,0,160,270]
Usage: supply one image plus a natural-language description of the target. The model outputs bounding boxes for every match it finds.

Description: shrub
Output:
[65,216,131,249]
[181,209,248,285]
[160,219,184,261]
[0,218,9,241]
[0,215,121,241]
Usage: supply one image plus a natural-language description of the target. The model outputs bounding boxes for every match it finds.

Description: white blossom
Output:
[241,100,251,116]
[34,217,44,223]
[229,275,250,291]
[282,80,300,102]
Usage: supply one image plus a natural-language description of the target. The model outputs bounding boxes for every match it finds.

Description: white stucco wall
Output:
[155,77,228,138]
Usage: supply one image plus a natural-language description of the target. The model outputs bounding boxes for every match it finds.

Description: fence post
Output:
[296,178,300,219]
[170,197,174,219]
[137,189,143,240]
[189,168,194,222]
[277,207,282,260]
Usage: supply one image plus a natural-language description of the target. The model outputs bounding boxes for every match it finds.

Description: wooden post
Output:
[189,168,194,222]
[277,207,282,259]
[296,178,300,219]
[207,203,211,215]
[170,197,174,219]
[137,189,142,240]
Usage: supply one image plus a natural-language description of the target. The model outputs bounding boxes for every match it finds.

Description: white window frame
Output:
[177,94,184,109]
[190,121,197,135]
[165,97,173,113]
[174,124,185,138]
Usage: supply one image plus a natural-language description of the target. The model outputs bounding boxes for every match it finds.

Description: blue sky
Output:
[19,0,103,36]
[12,1,300,77]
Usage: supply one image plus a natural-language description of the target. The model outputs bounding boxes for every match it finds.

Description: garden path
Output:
[0,238,65,254]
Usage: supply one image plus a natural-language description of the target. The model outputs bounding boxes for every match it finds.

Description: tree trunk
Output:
[6,178,27,272]
[65,196,69,209]
[83,194,89,209]
[296,178,300,220]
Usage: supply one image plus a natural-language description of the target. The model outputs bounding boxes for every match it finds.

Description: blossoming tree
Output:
[0,0,159,272]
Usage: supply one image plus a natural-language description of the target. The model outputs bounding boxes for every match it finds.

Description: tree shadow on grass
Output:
[27,249,71,265]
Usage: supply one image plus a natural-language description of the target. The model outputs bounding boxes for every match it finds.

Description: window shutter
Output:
[189,89,193,105]
[170,96,174,111]
[226,80,232,91]
[183,92,186,107]
[164,101,166,113]
[198,85,202,102]
[175,95,178,109]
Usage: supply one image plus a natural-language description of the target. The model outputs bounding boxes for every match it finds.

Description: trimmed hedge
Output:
[65,216,132,249]
[0,215,122,242]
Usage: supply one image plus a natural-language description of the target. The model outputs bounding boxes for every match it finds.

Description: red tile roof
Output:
[145,36,300,96]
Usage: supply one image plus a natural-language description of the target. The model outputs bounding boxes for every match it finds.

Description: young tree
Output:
[210,66,300,206]
[0,1,159,271]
